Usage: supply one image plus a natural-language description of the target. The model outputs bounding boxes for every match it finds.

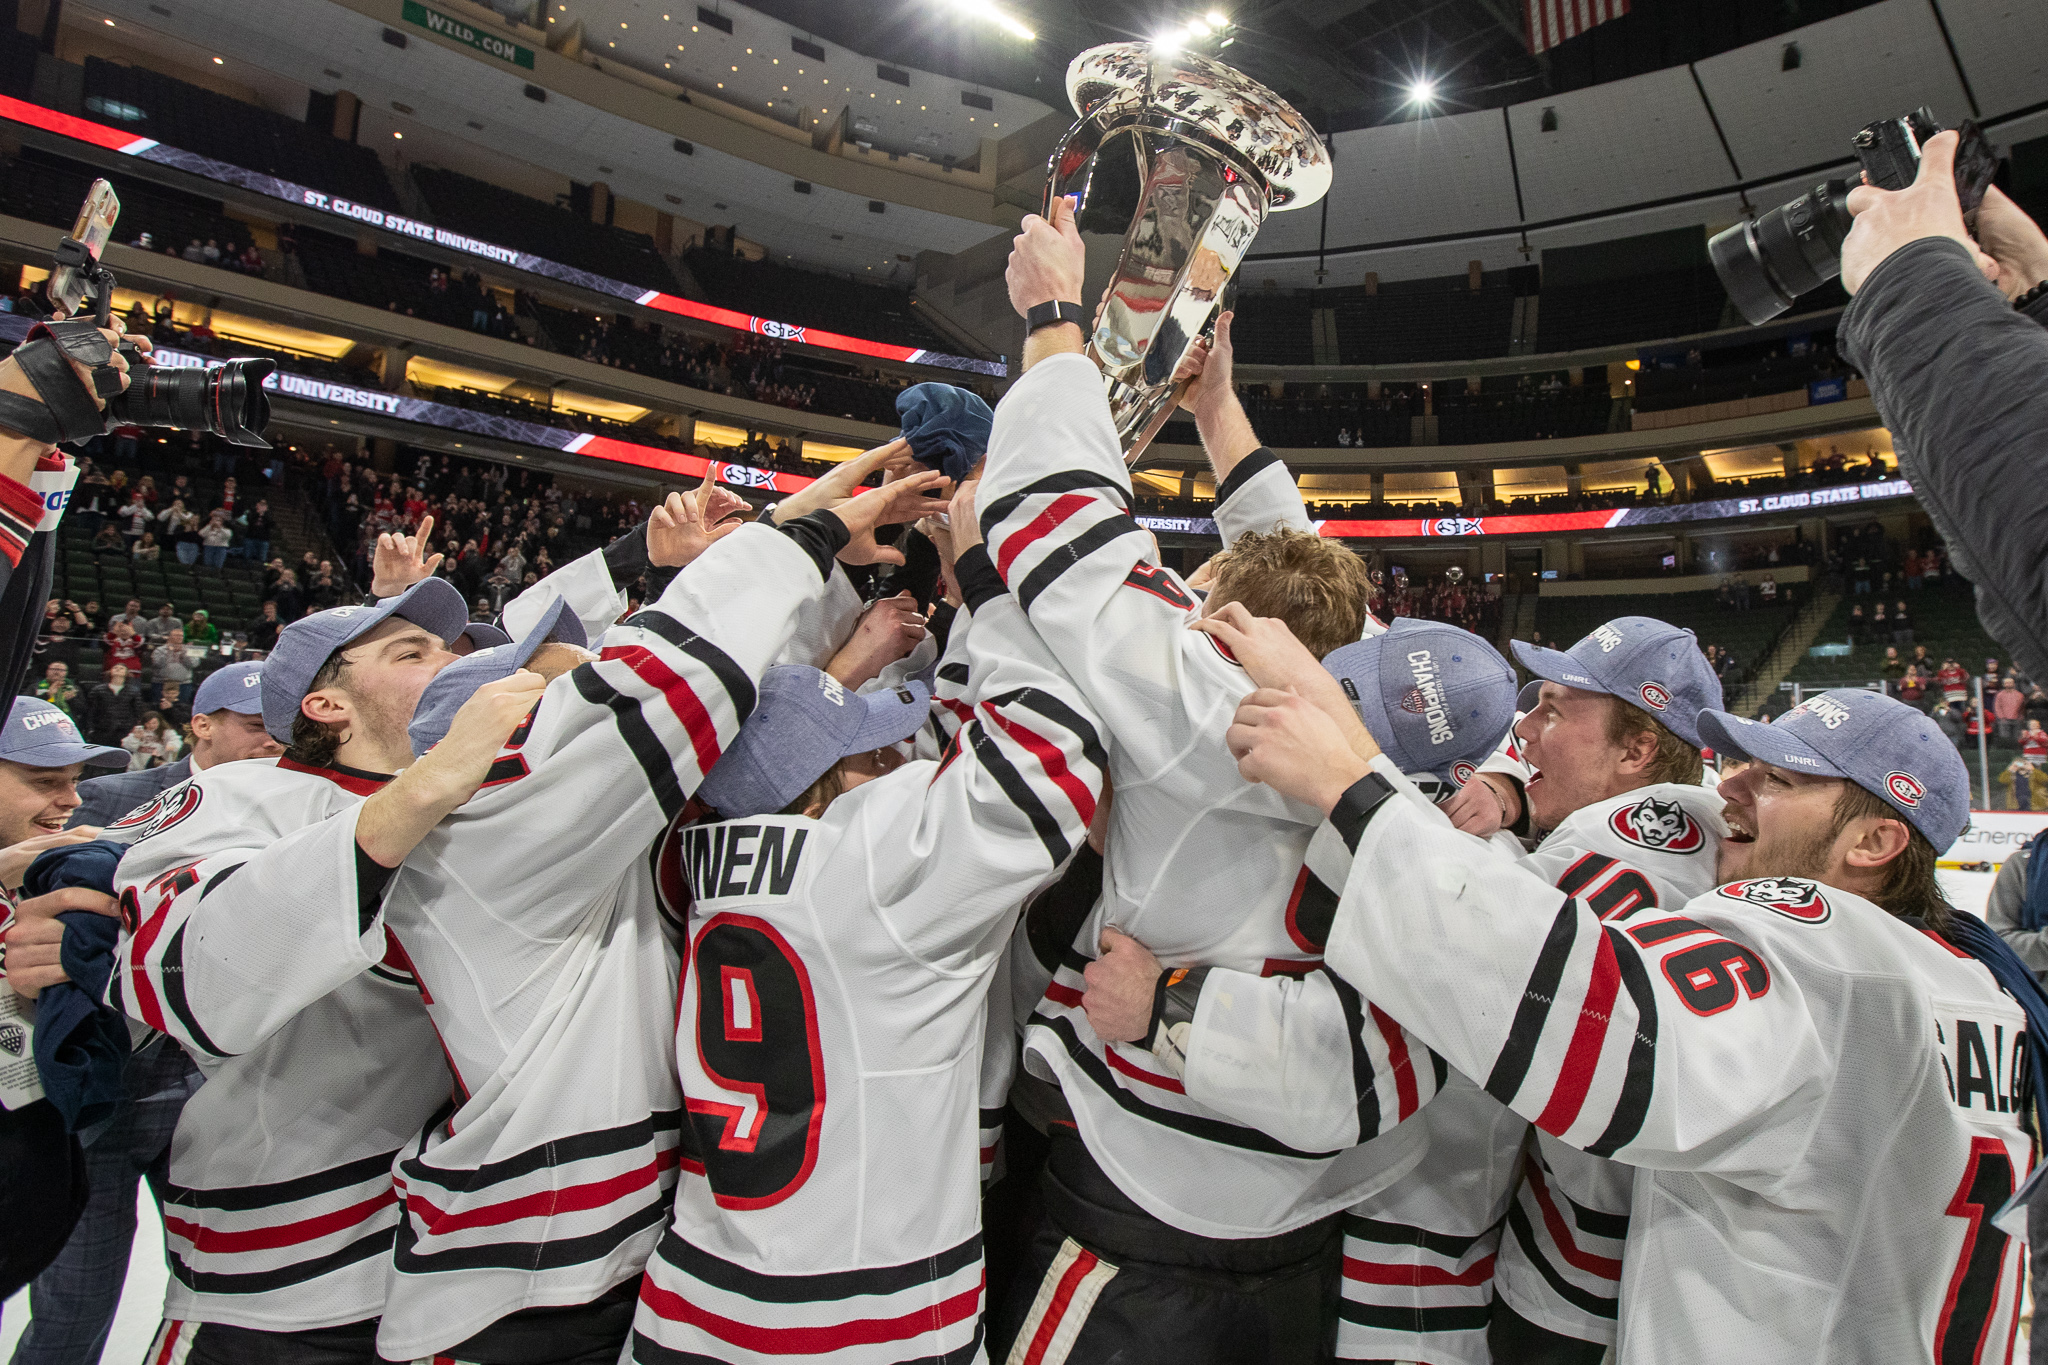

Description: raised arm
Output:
[1177,313,1312,545]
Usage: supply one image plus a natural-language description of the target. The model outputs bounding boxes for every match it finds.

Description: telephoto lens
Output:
[106,351,275,447]
[1707,178,1858,325]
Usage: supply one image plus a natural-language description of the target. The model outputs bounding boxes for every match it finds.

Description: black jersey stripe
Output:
[168,1224,394,1294]
[978,471,1130,538]
[573,666,686,822]
[633,1321,985,1365]
[397,1109,683,1193]
[1341,1212,1496,1260]
[1323,967,1381,1142]
[656,1228,981,1304]
[1014,514,1144,615]
[620,611,756,721]
[969,720,1070,868]
[1338,1300,1494,1334]
[392,1199,666,1274]
[1624,916,1716,947]
[158,921,232,1061]
[989,685,1110,777]
[162,1148,400,1212]
[1485,900,1580,1108]
[1032,1012,1344,1160]
[1585,927,1659,1159]
[1503,1201,1619,1320]
[1553,853,1617,899]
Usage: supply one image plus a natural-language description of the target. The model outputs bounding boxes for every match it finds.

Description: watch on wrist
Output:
[1025,300,1087,335]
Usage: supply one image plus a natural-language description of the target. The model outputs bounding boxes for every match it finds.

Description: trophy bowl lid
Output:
[1065,41,1331,211]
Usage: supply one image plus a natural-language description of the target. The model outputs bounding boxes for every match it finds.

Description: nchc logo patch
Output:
[1610,794,1704,853]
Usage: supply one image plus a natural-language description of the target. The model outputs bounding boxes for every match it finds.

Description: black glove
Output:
[0,319,124,446]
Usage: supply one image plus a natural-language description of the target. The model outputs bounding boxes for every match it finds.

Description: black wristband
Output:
[1327,771,1398,852]
[2015,278,2048,326]
[1025,300,1086,335]
[603,522,651,590]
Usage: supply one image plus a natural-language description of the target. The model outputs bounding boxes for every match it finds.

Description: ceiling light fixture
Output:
[1408,77,1438,104]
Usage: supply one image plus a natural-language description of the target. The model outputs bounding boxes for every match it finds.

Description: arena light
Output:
[944,0,1034,41]
[1408,77,1438,104]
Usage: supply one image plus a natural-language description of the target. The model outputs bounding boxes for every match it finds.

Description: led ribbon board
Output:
[0,93,1004,377]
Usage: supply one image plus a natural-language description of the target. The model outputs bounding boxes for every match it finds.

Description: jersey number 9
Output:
[686,915,827,1210]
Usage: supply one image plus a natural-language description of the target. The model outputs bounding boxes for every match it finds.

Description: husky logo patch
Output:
[1639,681,1672,711]
[1610,795,1704,853]
[1718,877,1830,923]
[108,783,202,843]
[1885,771,1925,807]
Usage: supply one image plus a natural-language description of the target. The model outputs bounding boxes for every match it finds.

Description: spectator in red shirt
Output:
[102,619,144,674]
[1938,658,1969,705]
[2022,719,2048,762]
[1994,677,2027,743]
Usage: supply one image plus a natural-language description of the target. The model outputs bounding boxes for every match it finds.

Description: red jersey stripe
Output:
[1344,1253,1498,1287]
[599,645,722,776]
[638,1275,981,1352]
[996,493,1094,580]
[164,1188,395,1255]
[1534,928,1623,1136]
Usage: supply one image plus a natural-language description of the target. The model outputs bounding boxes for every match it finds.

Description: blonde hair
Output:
[1205,528,1372,661]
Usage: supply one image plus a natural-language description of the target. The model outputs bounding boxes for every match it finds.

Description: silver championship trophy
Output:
[1047,42,1330,461]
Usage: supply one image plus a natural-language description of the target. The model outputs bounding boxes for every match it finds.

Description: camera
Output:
[1708,108,2001,325]
[47,183,276,447]
[107,344,275,448]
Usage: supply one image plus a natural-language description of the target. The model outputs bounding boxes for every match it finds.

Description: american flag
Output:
[1526,0,1631,54]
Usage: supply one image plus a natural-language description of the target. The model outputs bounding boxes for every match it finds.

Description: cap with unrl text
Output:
[1512,615,1722,748]
[1695,687,1971,851]
[261,578,470,742]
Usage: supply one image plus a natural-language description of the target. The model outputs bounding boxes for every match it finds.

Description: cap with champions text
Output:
[0,697,128,770]
[1695,688,1971,851]
[408,596,587,757]
[190,660,265,717]
[261,577,470,743]
[1513,615,1722,748]
[699,665,932,819]
[1322,618,1517,782]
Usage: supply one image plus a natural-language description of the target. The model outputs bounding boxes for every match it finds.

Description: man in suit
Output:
[69,660,280,829]
[17,663,284,1363]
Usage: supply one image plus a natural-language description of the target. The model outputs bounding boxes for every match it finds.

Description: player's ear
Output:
[300,689,354,729]
[1842,815,1912,871]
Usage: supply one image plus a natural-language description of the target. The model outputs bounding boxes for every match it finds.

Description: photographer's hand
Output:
[1842,130,1999,295]
[1971,186,2048,301]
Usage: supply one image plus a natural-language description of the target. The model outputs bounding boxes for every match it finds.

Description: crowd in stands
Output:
[1371,570,1501,639]
[307,443,647,620]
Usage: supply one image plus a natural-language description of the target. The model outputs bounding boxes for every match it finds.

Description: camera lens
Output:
[1707,179,1856,325]
[108,356,274,447]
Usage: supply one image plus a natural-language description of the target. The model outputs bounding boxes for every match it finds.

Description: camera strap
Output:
[0,318,123,446]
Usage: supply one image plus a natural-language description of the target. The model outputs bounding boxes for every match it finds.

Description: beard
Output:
[1741,820,1838,885]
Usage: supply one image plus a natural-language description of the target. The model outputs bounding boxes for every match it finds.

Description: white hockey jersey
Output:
[373,521,835,1359]
[630,569,1106,1365]
[977,354,1434,1239]
[1321,789,2035,1363]
[1168,782,1725,1361]
[107,757,451,1333]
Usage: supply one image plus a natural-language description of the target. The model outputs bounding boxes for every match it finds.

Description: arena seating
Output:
[411,165,678,296]
[81,58,399,213]
[682,247,954,353]
[1534,266,1731,352]
[1533,590,1799,687]
[1328,271,1527,365]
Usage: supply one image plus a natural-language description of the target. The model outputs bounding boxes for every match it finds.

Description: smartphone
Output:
[50,178,120,316]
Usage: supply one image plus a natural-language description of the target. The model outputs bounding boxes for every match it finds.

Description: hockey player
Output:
[369,471,946,1364]
[977,199,1455,1364]
[1214,612,2029,1363]
[1084,613,1727,1364]
[113,488,904,1363]
[629,481,1107,1364]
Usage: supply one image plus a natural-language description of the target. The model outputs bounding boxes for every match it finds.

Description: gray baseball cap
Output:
[0,697,127,770]
[458,621,513,651]
[191,661,265,717]
[408,596,586,757]
[1696,688,1971,851]
[261,578,470,742]
[1322,619,1517,782]
[698,665,931,819]
[1513,615,1723,748]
